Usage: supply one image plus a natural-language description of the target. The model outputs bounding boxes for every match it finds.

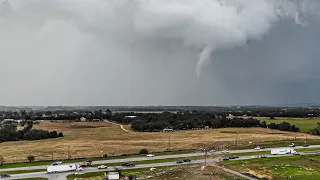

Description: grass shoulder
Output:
[0,169,45,175]
[219,154,320,180]
[19,178,48,180]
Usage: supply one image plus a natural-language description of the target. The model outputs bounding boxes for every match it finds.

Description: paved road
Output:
[2,144,319,172]
[4,151,316,180]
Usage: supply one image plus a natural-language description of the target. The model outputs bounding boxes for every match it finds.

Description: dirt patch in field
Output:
[244,168,273,179]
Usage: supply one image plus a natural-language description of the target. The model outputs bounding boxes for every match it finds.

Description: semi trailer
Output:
[271,148,296,155]
[47,164,83,173]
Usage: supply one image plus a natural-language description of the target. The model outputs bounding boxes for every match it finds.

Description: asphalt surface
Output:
[2,145,320,180]
[4,153,307,180]
[1,155,279,180]
[2,144,320,172]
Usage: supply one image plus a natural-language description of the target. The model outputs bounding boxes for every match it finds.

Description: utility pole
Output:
[168,136,171,151]
[68,146,70,160]
[235,135,238,147]
[305,132,308,143]
[235,132,239,149]
[204,148,207,166]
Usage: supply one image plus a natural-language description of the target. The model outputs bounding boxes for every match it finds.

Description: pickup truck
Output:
[97,165,108,169]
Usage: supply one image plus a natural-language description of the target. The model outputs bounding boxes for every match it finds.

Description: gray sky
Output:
[1,0,320,106]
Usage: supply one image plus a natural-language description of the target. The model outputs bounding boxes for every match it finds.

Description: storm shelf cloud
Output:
[0,0,320,106]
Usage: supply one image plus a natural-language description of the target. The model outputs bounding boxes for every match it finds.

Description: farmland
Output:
[0,121,318,163]
[256,117,320,132]
[220,155,320,180]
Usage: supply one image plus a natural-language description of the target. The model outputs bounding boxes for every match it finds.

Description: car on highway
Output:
[183,159,191,162]
[80,163,89,167]
[176,161,183,164]
[222,158,229,161]
[85,160,92,165]
[255,146,261,150]
[303,144,309,147]
[51,162,59,166]
[146,154,155,157]
[221,150,229,154]
[122,163,135,167]
[260,155,267,158]
[260,146,265,149]
[209,150,216,153]
[251,156,259,158]
[97,165,108,169]
[0,174,10,178]
[229,156,239,159]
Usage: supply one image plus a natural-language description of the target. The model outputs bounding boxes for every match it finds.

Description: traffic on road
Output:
[1,144,320,180]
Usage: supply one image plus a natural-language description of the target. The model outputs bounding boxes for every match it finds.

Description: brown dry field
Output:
[0,121,318,163]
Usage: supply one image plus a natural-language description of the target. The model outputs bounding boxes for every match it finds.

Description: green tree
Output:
[27,155,35,163]
[310,122,320,135]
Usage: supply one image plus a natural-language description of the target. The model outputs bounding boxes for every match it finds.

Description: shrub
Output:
[128,175,137,180]
[27,155,35,163]
[139,148,148,154]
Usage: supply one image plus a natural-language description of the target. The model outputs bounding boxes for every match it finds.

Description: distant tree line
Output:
[0,121,63,143]
[260,121,300,132]
[2,107,320,121]
[117,111,301,132]
[0,108,316,133]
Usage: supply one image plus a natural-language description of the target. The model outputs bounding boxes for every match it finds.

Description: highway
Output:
[2,145,320,180]
[1,144,320,172]
[5,152,314,180]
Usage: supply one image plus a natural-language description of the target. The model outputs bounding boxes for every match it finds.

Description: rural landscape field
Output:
[1,120,318,163]
[256,117,320,132]
[220,155,320,180]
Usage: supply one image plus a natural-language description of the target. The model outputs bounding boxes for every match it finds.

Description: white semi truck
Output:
[47,164,83,173]
[271,148,296,155]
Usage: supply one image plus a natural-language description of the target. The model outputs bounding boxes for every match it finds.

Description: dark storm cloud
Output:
[0,0,319,106]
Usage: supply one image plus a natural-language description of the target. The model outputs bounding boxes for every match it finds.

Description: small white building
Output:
[106,172,119,180]
[125,116,137,118]
[162,128,174,132]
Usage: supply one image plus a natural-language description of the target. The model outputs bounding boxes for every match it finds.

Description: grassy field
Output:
[220,155,320,180]
[67,165,245,180]
[0,169,45,175]
[256,117,320,132]
[0,121,319,163]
